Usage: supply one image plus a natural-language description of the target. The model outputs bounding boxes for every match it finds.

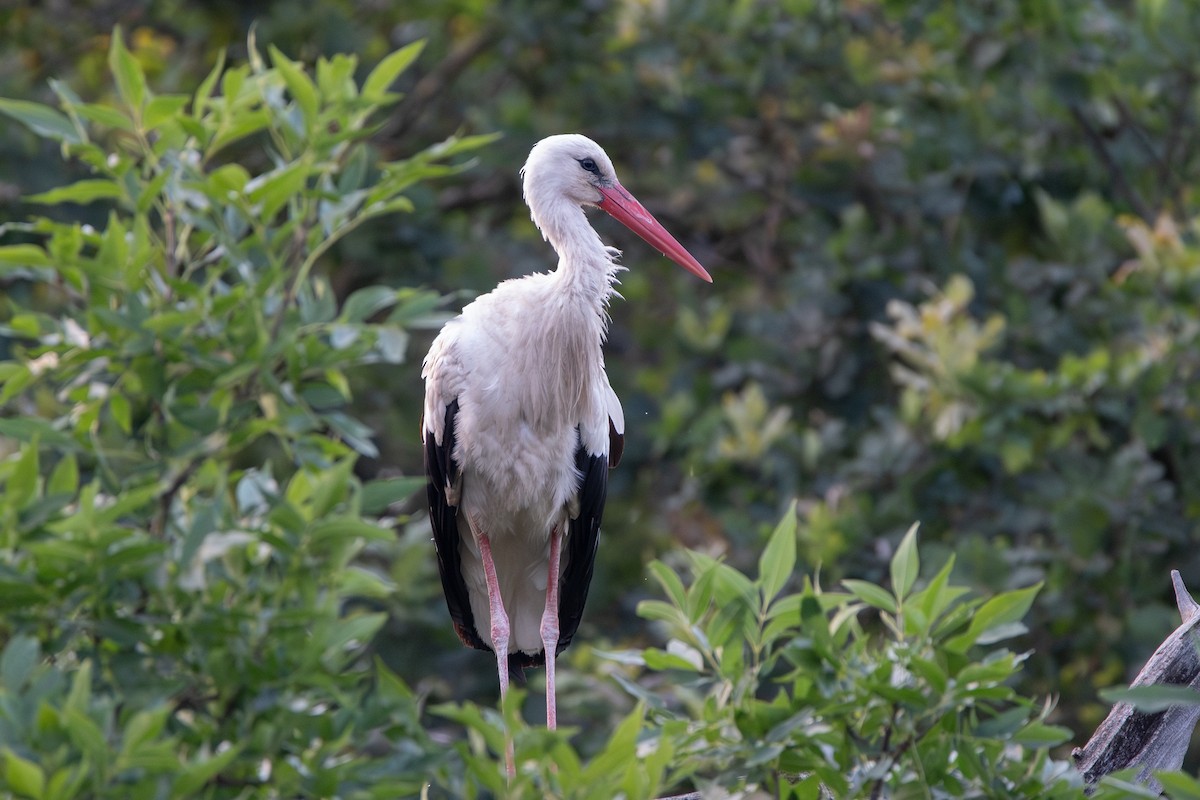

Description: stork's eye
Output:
[578,157,600,175]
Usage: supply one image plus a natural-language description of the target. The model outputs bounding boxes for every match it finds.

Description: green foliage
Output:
[607,512,1080,797]
[371,509,1099,798]
[3,1,1200,796]
[0,30,492,798]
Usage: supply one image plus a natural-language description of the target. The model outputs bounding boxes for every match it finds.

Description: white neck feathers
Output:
[527,194,623,311]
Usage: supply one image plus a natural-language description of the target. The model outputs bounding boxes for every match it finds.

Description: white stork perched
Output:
[422,134,710,761]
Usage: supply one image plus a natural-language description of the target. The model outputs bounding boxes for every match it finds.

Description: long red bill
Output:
[596,183,712,283]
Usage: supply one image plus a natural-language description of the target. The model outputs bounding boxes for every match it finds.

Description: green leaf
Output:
[1012,721,1073,747]
[890,521,920,600]
[0,636,39,690]
[637,599,685,625]
[431,702,508,769]
[109,392,132,435]
[325,411,379,458]
[245,160,309,220]
[45,764,87,800]
[0,245,53,268]
[172,743,242,796]
[643,642,703,672]
[64,661,92,715]
[134,170,169,215]
[108,27,148,114]
[192,48,226,116]
[47,453,78,496]
[423,131,503,160]
[842,579,897,614]
[317,53,359,102]
[374,657,414,703]
[582,705,644,784]
[269,45,318,127]
[143,94,189,130]
[27,180,123,206]
[1094,773,1167,799]
[209,108,271,155]
[759,501,797,603]
[117,740,178,773]
[974,620,1028,646]
[121,706,171,755]
[322,612,388,657]
[360,476,424,514]
[95,482,160,521]
[7,443,39,511]
[339,565,397,599]
[912,554,966,628]
[908,655,948,694]
[947,582,1041,653]
[0,389,39,427]
[4,750,45,800]
[307,517,393,545]
[364,196,415,217]
[1154,772,1200,800]
[647,560,687,610]
[72,102,133,131]
[1099,684,1200,712]
[0,99,81,144]
[307,458,354,518]
[710,561,758,610]
[362,41,425,102]
[339,286,400,323]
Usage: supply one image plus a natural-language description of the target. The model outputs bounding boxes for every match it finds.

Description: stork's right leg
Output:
[474,524,515,778]
[540,525,562,731]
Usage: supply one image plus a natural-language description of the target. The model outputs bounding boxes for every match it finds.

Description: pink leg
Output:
[540,526,562,730]
[475,527,515,777]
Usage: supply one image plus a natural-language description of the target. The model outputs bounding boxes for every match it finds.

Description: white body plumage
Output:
[422,254,622,653]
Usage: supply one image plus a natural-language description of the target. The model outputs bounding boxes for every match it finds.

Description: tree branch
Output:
[1068,103,1154,223]
[1073,570,1200,793]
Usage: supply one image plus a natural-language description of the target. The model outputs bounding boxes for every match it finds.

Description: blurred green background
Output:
[3,0,1199,755]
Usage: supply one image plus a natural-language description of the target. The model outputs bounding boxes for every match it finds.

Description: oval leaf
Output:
[842,579,898,614]
[27,180,123,206]
[759,501,797,603]
[890,521,920,600]
[362,40,425,102]
[108,27,147,113]
[1099,684,1200,713]
[0,99,81,144]
[4,750,45,800]
[269,45,318,126]
[0,245,53,268]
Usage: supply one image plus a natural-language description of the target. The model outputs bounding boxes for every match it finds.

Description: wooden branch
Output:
[1068,102,1154,223]
[1073,570,1200,793]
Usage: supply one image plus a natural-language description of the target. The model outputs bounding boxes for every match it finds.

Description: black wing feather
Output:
[424,399,489,653]
[555,434,610,656]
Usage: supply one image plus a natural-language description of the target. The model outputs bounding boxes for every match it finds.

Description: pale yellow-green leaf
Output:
[108,28,148,114]
[362,40,426,102]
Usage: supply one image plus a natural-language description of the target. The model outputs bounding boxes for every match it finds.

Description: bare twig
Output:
[1068,103,1153,223]
[1159,69,1197,215]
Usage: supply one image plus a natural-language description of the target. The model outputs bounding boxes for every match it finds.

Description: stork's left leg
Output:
[540,525,562,730]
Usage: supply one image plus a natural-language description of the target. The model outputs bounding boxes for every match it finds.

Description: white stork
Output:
[422,134,710,763]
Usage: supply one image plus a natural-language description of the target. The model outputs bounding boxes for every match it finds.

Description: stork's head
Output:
[521,134,712,282]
